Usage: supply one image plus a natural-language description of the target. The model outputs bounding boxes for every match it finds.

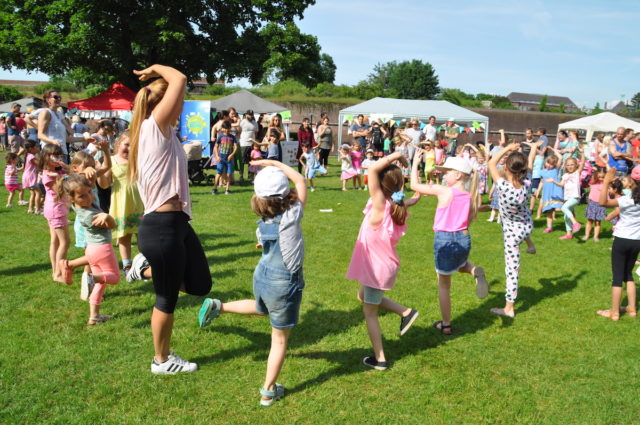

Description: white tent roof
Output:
[339,97,489,123]
[338,97,489,145]
[558,112,640,143]
[209,89,287,114]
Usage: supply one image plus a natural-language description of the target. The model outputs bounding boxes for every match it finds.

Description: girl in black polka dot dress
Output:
[487,142,540,318]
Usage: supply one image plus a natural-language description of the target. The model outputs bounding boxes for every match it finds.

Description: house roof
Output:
[507,92,577,108]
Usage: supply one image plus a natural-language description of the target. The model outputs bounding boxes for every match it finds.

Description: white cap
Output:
[254,166,290,199]
[436,157,473,175]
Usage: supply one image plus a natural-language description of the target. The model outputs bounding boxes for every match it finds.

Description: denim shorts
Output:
[362,286,384,305]
[253,262,304,329]
[216,153,234,174]
[433,230,471,275]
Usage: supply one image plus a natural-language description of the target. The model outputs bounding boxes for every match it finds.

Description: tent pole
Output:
[484,120,489,147]
[338,113,343,147]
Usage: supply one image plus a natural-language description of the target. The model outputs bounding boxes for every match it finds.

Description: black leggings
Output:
[319,148,330,167]
[611,236,640,287]
[138,211,212,313]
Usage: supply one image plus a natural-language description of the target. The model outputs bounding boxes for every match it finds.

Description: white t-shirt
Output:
[423,124,437,141]
[239,118,258,147]
[614,196,640,240]
[562,171,580,200]
[404,128,423,146]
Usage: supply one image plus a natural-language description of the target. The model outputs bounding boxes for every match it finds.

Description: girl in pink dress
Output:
[346,152,421,370]
[350,141,364,190]
[248,142,263,182]
[22,139,41,213]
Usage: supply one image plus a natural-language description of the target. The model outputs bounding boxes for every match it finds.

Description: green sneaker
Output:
[198,298,221,328]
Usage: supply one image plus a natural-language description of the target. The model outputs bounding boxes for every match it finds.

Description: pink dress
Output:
[22,153,37,188]
[42,170,69,226]
[351,151,363,172]
[346,199,407,290]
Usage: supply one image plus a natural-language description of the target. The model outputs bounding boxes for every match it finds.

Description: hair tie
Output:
[145,86,150,92]
[391,191,405,204]
[62,175,70,180]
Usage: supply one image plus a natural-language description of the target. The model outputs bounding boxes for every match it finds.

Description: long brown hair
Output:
[379,164,408,226]
[505,151,527,183]
[56,173,91,203]
[127,79,169,182]
[251,190,299,219]
[37,143,63,172]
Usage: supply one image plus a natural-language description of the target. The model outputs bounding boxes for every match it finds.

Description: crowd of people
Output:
[3,66,640,407]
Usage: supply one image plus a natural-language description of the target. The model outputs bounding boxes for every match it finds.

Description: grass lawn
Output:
[1,157,637,425]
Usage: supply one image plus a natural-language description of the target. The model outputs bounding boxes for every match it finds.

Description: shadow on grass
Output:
[190,303,364,365]
[0,262,52,276]
[284,271,584,396]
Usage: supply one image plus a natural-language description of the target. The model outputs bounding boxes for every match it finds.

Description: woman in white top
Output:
[127,64,213,375]
[238,110,258,181]
[37,90,75,163]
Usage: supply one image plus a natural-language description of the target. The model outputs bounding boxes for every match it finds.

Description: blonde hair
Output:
[56,174,91,203]
[70,151,95,171]
[466,171,480,223]
[114,130,130,151]
[127,79,169,181]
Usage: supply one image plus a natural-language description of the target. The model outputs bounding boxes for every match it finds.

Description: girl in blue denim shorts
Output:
[410,151,489,335]
[198,160,307,407]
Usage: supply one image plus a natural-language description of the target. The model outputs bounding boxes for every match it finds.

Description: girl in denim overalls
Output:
[410,151,489,335]
[198,160,307,407]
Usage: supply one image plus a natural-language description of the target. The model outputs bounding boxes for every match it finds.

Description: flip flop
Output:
[490,308,515,318]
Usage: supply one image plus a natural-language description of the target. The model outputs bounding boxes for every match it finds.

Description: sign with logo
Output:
[180,101,211,156]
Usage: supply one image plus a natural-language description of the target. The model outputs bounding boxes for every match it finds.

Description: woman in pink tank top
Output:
[346,152,421,370]
[410,152,489,335]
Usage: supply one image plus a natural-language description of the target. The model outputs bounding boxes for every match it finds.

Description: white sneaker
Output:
[310,186,315,192]
[151,351,197,375]
[18,200,28,206]
[80,272,95,301]
[127,253,149,283]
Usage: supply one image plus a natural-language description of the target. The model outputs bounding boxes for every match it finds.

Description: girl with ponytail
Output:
[127,65,212,375]
[410,149,488,335]
[346,152,422,371]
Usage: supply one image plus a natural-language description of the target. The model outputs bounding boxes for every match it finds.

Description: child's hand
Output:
[92,213,111,228]
[604,167,616,182]
[506,143,521,152]
[83,167,97,180]
[97,140,109,151]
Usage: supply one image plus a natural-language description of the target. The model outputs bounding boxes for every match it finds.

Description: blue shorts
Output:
[216,153,234,175]
[307,166,327,179]
[433,230,471,275]
[253,262,304,329]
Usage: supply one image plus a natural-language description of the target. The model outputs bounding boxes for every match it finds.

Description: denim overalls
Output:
[253,215,304,329]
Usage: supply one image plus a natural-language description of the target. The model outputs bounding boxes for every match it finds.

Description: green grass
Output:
[1,158,637,425]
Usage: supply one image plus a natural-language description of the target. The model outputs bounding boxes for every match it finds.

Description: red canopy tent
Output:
[68,82,136,111]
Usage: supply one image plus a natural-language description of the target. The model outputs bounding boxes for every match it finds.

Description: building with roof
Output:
[507,92,578,112]
[188,78,225,94]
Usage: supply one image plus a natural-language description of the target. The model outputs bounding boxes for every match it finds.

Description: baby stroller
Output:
[183,141,213,185]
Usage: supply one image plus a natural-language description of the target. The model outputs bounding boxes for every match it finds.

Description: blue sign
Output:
[180,100,211,156]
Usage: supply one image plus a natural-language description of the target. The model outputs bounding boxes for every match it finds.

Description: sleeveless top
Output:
[44,108,68,154]
[608,141,630,172]
[346,199,407,290]
[433,187,471,232]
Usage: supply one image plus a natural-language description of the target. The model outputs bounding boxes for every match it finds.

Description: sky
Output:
[2,0,638,108]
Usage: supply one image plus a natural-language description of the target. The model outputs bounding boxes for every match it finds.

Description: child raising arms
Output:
[198,160,306,406]
[410,150,488,334]
[346,152,421,370]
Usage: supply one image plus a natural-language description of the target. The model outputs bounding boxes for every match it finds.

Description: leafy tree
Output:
[317,54,336,84]
[0,85,23,102]
[492,96,516,110]
[538,94,548,112]
[631,92,640,111]
[386,60,439,99]
[592,102,603,114]
[367,62,399,91]
[475,93,494,101]
[439,88,481,107]
[0,0,327,89]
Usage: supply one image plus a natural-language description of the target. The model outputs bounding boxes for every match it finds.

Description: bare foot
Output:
[596,309,620,321]
[490,307,515,318]
[581,236,589,241]
[619,306,637,318]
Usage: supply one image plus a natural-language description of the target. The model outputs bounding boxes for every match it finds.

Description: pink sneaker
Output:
[543,227,553,233]
[572,222,581,233]
[559,234,573,240]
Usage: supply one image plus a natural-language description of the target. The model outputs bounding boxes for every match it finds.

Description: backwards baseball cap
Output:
[631,165,640,182]
[436,157,473,175]
[254,166,290,199]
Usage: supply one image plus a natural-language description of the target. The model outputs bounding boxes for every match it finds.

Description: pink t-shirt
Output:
[350,151,363,170]
[42,170,69,220]
[433,187,471,232]
[589,182,603,203]
[562,171,580,200]
[137,114,191,218]
[346,199,407,290]
[22,153,37,188]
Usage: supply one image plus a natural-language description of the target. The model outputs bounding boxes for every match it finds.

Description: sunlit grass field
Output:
[1,157,637,425]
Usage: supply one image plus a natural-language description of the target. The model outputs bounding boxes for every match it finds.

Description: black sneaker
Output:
[399,309,419,336]
[362,356,388,371]
[211,189,218,195]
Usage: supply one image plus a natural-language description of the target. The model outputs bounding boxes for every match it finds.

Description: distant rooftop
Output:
[507,92,577,108]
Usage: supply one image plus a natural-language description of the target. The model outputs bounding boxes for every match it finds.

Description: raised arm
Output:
[488,142,519,182]
[410,149,447,196]
[599,167,619,208]
[366,152,407,226]
[134,65,186,135]
[525,140,543,170]
[250,159,307,206]
[576,146,585,175]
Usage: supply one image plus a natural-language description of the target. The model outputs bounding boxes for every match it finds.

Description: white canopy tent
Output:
[338,97,489,145]
[558,112,640,143]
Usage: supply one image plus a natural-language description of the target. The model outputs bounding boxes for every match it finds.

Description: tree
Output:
[367,62,399,91]
[0,85,23,103]
[592,102,603,114]
[538,95,548,112]
[631,92,640,111]
[0,0,326,90]
[386,60,439,99]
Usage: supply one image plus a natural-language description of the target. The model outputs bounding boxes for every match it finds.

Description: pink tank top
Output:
[346,199,407,290]
[433,187,470,232]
